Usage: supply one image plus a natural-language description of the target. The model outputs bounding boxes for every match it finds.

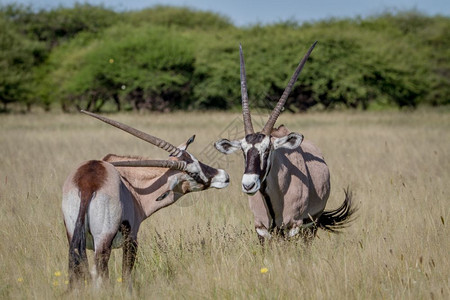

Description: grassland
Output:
[0,110,448,299]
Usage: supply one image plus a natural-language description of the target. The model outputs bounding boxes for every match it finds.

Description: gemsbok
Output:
[62,110,229,289]
[214,42,356,243]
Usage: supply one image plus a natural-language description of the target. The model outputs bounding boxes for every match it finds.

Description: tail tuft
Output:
[317,187,357,233]
[69,218,87,270]
[68,191,92,288]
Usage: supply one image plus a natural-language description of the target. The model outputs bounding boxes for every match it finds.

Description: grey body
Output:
[62,161,140,253]
[215,43,355,242]
[62,112,229,290]
[249,141,330,229]
[248,134,330,238]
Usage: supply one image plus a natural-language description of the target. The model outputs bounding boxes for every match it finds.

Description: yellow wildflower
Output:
[54,271,61,277]
[260,267,269,274]
[17,277,24,283]
[117,277,123,283]
[109,58,114,64]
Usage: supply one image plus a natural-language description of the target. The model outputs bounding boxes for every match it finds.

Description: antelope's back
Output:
[62,160,124,241]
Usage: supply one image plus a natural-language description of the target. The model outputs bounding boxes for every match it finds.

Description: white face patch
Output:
[216,134,274,195]
[257,135,271,151]
[168,176,179,191]
[210,169,230,189]
[242,174,260,194]
[240,138,252,153]
[242,135,270,155]
[240,135,273,194]
[185,153,209,184]
[252,135,271,170]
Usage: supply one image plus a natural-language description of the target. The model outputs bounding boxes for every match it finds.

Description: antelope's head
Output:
[214,42,316,195]
[81,111,230,194]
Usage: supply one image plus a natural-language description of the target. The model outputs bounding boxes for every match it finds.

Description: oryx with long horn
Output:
[62,111,229,289]
[214,42,356,242]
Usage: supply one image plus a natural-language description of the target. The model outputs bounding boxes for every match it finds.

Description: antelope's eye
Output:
[156,191,170,201]
[187,171,201,182]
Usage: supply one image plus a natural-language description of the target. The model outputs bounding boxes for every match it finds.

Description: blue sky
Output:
[1,0,449,26]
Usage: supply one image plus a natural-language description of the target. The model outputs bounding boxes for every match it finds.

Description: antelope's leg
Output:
[302,226,318,244]
[122,222,138,291]
[92,241,112,289]
[67,243,89,289]
[288,220,318,243]
[255,226,272,245]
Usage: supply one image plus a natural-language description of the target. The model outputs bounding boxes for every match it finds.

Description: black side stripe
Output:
[260,180,276,232]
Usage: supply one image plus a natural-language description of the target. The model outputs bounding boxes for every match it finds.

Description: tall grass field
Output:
[0,110,448,299]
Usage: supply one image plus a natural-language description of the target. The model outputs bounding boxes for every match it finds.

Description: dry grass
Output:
[0,109,448,299]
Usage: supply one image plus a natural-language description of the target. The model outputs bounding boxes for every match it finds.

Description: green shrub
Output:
[1,4,449,112]
[1,3,120,48]
[46,25,195,112]
[126,5,233,30]
[0,14,46,111]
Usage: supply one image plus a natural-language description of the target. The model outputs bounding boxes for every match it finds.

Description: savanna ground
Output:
[0,109,448,299]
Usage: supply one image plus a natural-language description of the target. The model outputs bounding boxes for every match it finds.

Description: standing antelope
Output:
[62,111,229,289]
[214,42,356,242]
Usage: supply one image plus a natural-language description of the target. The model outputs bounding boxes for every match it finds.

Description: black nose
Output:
[243,182,255,191]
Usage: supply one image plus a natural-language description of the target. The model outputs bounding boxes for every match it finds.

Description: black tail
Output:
[317,187,357,233]
[68,191,92,288]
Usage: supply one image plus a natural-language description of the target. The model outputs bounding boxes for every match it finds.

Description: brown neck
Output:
[104,154,185,219]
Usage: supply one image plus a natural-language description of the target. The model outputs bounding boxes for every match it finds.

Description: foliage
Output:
[0,3,120,48]
[0,4,449,112]
[44,25,195,112]
[0,14,46,111]
[126,5,233,30]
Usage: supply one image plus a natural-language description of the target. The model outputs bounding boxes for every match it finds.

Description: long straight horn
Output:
[261,41,317,135]
[111,160,187,171]
[240,44,254,135]
[81,110,181,156]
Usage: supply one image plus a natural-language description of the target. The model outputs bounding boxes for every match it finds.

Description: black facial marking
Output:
[244,147,262,175]
[199,161,219,180]
[245,133,265,144]
[178,151,194,163]
[243,133,271,180]
[260,181,276,232]
[179,150,218,187]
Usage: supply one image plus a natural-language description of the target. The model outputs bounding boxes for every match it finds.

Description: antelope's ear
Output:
[177,135,196,151]
[273,132,303,150]
[214,139,241,154]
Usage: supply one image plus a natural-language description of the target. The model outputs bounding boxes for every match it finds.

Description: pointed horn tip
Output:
[309,41,318,51]
[80,109,94,116]
[187,134,196,144]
